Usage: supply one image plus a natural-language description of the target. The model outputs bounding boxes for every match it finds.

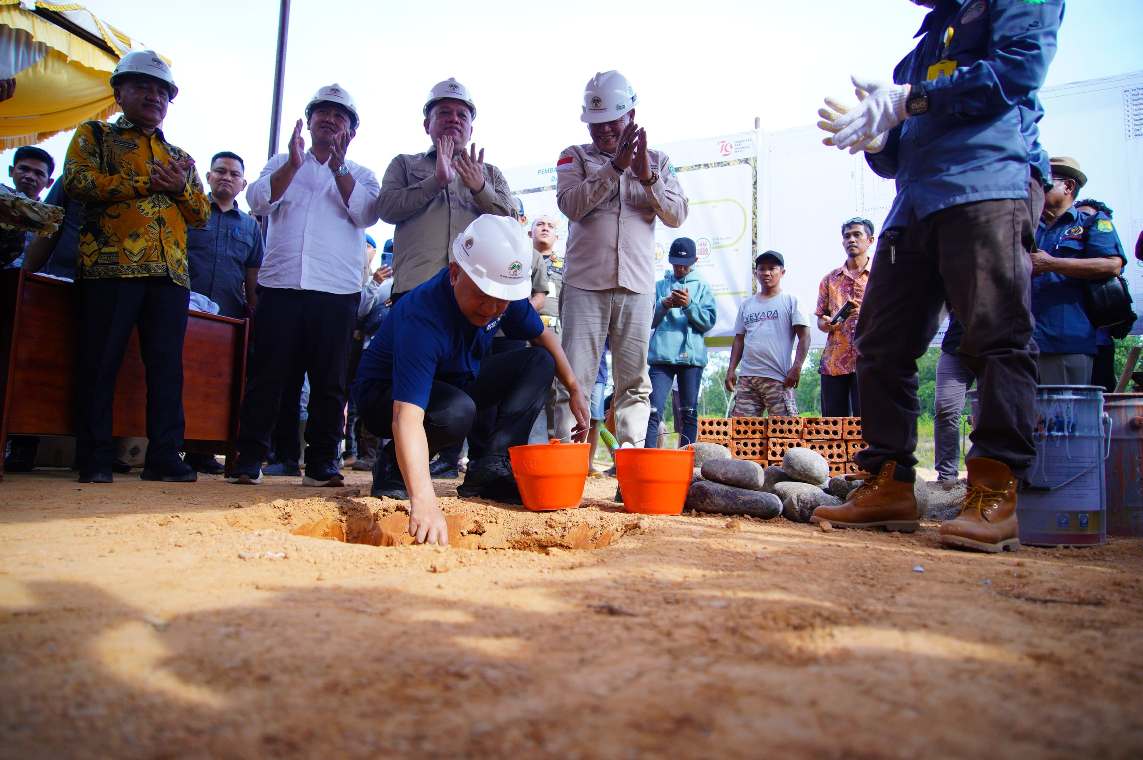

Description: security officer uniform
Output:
[1033,205,1127,383]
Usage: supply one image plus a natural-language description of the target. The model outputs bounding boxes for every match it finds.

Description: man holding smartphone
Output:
[814,216,873,416]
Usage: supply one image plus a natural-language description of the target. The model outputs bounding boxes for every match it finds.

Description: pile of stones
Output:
[684,443,862,522]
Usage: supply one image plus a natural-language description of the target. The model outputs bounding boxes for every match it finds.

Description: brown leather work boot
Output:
[939,457,1020,553]
[810,460,919,532]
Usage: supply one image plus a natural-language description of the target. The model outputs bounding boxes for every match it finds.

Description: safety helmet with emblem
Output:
[424,78,476,119]
[305,83,360,130]
[452,215,532,301]
[110,50,178,100]
[581,70,637,124]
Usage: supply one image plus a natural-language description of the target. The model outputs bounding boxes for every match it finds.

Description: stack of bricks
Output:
[696,416,868,476]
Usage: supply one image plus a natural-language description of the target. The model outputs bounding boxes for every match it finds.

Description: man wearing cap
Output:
[61,50,210,483]
[554,70,689,448]
[376,78,516,301]
[644,238,716,448]
[353,215,589,545]
[726,251,811,417]
[814,0,1064,552]
[815,217,873,417]
[1031,156,1127,385]
[228,84,381,486]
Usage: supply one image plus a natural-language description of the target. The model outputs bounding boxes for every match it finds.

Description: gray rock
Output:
[762,466,791,494]
[686,480,782,519]
[781,447,829,485]
[921,478,967,521]
[826,475,862,500]
[773,480,829,503]
[701,458,765,490]
[685,442,733,468]
[784,490,843,523]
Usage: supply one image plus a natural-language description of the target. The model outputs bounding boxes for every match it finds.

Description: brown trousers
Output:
[854,181,1044,477]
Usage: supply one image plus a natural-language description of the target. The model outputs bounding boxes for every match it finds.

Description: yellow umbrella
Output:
[0,1,159,150]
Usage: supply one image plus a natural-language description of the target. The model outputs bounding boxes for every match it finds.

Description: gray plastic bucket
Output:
[1104,394,1143,537]
[969,385,1110,547]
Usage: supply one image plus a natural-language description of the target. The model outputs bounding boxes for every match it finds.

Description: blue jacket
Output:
[1032,206,1126,355]
[353,267,543,410]
[867,0,1064,229]
[648,269,717,367]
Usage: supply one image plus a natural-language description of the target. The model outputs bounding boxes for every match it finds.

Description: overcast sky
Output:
[7,0,1143,239]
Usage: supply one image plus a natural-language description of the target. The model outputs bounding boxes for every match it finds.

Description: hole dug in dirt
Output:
[290,502,638,553]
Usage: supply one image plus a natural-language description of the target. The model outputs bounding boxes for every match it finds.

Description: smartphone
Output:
[830,301,855,325]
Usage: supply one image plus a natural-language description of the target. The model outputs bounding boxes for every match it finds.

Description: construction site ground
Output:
[1,468,1141,758]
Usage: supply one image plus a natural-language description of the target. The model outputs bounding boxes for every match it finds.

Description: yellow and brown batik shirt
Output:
[62,116,210,287]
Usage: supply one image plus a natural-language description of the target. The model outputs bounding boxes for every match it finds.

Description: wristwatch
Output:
[639,171,659,187]
[905,83,929,116]
[334,163,350,177]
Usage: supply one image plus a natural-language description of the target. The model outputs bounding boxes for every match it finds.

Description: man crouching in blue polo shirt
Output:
[353,215,590,545]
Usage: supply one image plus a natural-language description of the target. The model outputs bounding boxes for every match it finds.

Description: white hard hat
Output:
[451,215,532,301]
[306,83,359,129]
[581,70,636,124]
[424,77,476,119]
[111,50,178,99]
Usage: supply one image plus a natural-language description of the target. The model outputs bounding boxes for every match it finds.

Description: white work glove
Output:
[818,75,911,153]
[818,96,886,154]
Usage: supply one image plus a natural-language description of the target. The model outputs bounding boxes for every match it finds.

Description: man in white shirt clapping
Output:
[229,84,381,487]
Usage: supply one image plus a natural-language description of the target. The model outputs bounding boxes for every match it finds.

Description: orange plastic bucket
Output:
[614,448,694,515]
[508,440,591,511]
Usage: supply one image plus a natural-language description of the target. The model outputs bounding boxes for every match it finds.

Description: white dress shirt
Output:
[247,151,381,295]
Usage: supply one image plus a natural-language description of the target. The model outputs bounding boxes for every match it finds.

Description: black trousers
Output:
[1092,343,1116,393]
[820,372,860,417]
[357,347,555,461]
[855,181,1044,476]
[75,277,189,472]
[236,287,357,468]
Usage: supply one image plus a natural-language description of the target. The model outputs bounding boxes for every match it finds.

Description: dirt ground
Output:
[1,468,1141,759]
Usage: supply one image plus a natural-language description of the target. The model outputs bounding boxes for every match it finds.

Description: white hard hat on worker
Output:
[305,83,359,130]
[451,215,532,303]
[580,70,636,124]
[111,50,178,99]
[424,77,477,119]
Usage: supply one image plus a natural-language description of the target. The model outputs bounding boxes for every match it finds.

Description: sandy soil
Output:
[1,468,1141,759]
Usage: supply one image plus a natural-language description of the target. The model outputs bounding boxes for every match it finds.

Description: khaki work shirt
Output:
[555,143,687,295]
[376,147,515,294]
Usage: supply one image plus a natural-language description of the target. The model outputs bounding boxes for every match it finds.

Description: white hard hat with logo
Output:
[581,70,636,124]
[306,83,359,129]
[424,77,477,119]
[452,215,532,301]
[110,50,178,99]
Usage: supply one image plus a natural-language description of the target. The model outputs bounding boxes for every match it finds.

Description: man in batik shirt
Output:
[815,216,872,417]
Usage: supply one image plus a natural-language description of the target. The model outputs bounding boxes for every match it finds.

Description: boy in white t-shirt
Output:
[725,251,811,416]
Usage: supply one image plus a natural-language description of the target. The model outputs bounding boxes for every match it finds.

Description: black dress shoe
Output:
[111,459,133,474]
[140,460,198,483]
[185,453,225,475]
[457,455,512,498]
[429,457,460,480]
[78,470,113,484]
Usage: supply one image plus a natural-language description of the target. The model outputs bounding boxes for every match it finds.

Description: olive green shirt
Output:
[376,147,516,294]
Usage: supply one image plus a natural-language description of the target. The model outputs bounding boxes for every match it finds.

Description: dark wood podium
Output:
[0,270,248,480]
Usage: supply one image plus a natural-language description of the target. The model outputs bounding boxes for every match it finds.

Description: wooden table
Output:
[0,270,248,480]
